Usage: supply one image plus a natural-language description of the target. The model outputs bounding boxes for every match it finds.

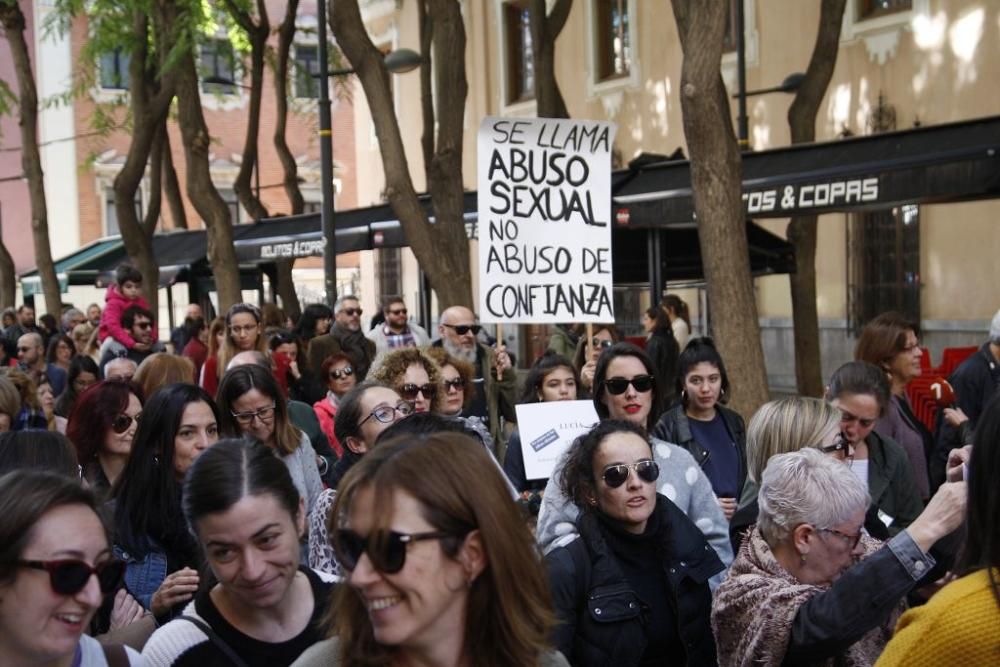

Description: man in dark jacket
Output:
[308,296,376,382]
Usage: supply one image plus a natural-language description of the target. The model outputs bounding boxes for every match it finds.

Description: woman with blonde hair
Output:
[368,347,444,414]
[133,352,195,400]
[294,433,568,667]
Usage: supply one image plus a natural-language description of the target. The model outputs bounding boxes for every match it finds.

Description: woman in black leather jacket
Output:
[545,420,723,667]
[652,338,746,521]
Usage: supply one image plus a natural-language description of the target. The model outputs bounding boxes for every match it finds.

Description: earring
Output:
[720,387,725,397]
[800,553,807,565]
[681,389,687,401]
[152,455,159,466]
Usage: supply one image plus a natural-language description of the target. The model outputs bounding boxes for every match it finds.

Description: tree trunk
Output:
[786,0,847,397]
[0,209,15,309]
[173,45,243,310]
[418,0,434,170]
[0,2,61,314]
[223,0,269,221]
[331,0,474,310]
[529,0,571,118]
[161,127,187,229]
[671,0,769,418]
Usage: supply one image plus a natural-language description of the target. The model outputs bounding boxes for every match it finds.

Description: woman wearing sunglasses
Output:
[504,351,581,495]
[537,343,733,573]
[312,352,358,459]
[652,337,747,522]
[66,380,144,502]
[0,469,139,665]
[200,303,266,398]
[713,448,966,667]
[545,420,723,666]
[294,433,569,667]
[827,361,924,538]
[572,323,621,394]
[107,384,219,627]
[424,346,495,450]
[369,347,444,414]
[142,439,335,666]
[217,364,323,515]
[308,382,412,575]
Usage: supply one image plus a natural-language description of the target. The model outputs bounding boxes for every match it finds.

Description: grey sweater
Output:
[284,433,324,514]
[537,437,733,585]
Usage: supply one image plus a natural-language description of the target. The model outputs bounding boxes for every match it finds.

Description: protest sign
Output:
[477,117,617,324]
[515,400,600,480]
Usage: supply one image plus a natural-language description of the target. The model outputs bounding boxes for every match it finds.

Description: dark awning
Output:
[613,115,1000,227]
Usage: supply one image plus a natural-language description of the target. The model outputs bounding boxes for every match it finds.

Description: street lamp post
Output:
[316,1,421,306]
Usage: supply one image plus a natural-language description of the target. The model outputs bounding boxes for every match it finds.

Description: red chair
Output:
[919,346,932,373]
[905,377,939,432]
[939,346,977,377]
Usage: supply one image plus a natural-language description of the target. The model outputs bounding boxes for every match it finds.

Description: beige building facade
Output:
[349,0,1000,386]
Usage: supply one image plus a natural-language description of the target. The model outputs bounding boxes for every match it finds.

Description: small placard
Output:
[515,400,600,480]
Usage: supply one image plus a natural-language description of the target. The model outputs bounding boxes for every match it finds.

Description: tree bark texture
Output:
[529,0,571,118]
[161,127,187,229]
[671,0,769,418]
[786,0,847,397]
[173,46,243,311]
[331,0,474,310]
[0,2,62,314]
[223,0,269,221]
[418,0,434,170]
[273,0,305,215]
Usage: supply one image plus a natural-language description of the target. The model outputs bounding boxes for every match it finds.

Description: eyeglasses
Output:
[111,413,141,434]
[442,323,482,336]
[819,434,853,461]
[341,308,363,317]
[231,403,276,425]
[604,375,655,395]
[359,401,415,426]
[134,321,152,330]
[329,367,354,380]
[229,324,259,335]
[334,529,457,574]
[18,558,125,596]
[388,308,407,316]
[591,338,613,349]
[397,383,438,401]
[601,460,660,488]
[819,527,863,550]
[443,378,464,392]
[839,410,876,429]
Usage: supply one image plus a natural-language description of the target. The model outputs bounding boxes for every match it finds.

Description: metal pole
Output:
[736,0,749,150]
[317,0,338,306]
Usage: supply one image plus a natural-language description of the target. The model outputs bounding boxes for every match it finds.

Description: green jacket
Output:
[547,325,579,360]
[482,342,518,445]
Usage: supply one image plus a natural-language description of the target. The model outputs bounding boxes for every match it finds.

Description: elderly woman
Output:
[368,347,444,414]
[713,448,966,667]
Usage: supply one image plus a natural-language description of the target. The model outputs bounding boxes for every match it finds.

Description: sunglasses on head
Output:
[342,308,363,317]
[334,529,457,574]
[112,413,140,434]
[397,383,438,401]
[19,558,125,596]
[604,374,655,395]
[602,460,660,488]
[329,367,354,380]
[443,323,482,336]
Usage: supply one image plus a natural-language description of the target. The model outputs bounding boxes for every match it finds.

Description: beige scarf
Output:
[712,526,900,667]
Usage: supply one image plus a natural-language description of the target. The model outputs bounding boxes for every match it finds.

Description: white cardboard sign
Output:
[515,400,600,480]
[477,116,617,324]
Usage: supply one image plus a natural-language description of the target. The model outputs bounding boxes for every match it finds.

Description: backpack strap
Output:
[100,643,129,667]
[179,615,250,667]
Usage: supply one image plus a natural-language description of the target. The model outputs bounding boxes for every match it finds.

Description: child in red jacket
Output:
[98,264,159,350]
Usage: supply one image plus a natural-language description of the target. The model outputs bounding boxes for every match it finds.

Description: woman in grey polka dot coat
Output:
[537,343,734,580]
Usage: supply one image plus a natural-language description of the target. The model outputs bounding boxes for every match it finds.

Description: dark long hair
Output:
[518,351,579,404]
[66,380,143,464]
[560,419,649,510]
[293,303,333,342]
[112,384,220,556]
[826,360,891,416]
[55,356,100,418]
[675,337,731,407]
[960,391,1000,608]
[0,430,79,478]
[593,342,663,432]
[45,334,74,364]
[217,364,301,455]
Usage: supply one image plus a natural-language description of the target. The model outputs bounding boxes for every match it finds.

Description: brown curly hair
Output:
[369,348,445,413]
[424,347,475,411]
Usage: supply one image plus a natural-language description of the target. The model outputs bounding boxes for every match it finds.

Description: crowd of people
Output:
[0,271,998,666]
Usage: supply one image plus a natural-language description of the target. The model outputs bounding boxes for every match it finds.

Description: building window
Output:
[99,50,130,90]
[504,1,534,104]
[302,201,321,215]
[722,0,740,53]
[200,39,238,94]
[105,188,143,236]
[847,204,921,334]
[294,44,320,99]
[375,248,402,304]
[594,0,631,81]
[857,0,911,20]
[221,189,242,224]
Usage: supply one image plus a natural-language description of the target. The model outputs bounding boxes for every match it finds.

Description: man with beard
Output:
[433,305,517,449]
[365,296,430,355]
[308,295,376,382]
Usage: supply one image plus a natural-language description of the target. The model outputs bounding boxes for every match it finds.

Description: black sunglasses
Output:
[19,558,125,596]
[134,321,152,330]
[397,383,438,401]
[342,308,363,317]
[329,367,354,380]
[388,308,408,316]
[591,338,613,349]
[443,378,464,391]
[443,323,482,336]
[602,460,660,488]
[604,374,655,395]
[111,413,140,434]
[335,529,457,574]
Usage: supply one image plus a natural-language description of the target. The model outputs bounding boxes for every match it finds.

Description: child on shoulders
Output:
[99,264,158,352]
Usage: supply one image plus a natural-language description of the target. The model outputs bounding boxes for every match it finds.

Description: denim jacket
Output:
[113,542,168,610]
